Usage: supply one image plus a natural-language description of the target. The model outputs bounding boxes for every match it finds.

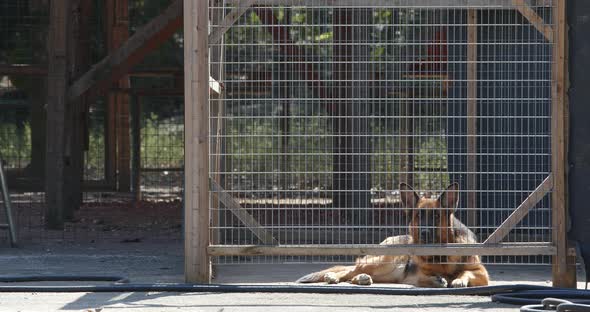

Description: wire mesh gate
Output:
[184,0,568,280]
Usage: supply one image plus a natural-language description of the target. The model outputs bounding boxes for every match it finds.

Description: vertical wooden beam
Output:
[131,94,142,203]
[104,0,117,188]
[26,2,50,181]
[46,0,71,228]
[107,0,131,192]
[184,0,211,283]
[117,90,131,192]
[466,9,478,229]
[105,95,117,187]
[552,0,575,288]
[68,0,93,210]
[28,78,47,179]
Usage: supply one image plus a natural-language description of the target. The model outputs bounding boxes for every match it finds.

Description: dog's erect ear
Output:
[439,182,460,212]
[399,183,420,209]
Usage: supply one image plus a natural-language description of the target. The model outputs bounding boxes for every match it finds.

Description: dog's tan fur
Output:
[296,183,489,288]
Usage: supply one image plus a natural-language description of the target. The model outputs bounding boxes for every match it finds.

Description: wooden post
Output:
[68,0,93,210]
[466,9,478,229]
[104,0,117,188]
[105,95,117,188]
[131,94,142,203]
[91,0,181,190]
[28,77,47,180]
[117,90,131,192]
[552,0,576,288]
[106,0,131,192]
[45,0,71,228]
[184,0,211,283]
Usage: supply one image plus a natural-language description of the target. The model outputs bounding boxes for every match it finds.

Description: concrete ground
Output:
[0,240,586,312]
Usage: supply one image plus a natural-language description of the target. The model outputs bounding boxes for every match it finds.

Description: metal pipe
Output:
[0,159,17,247]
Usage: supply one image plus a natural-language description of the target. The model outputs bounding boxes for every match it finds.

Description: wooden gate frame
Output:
[183,0,575,287]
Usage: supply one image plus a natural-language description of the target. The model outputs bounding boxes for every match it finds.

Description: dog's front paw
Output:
[352,273,373,285]
[324,272,339,284]
[451,278,468,288]
[432,276,448,288]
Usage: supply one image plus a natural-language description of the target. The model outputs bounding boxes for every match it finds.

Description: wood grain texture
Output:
[208,243,555,257]
[184,0,211,283]
[551,0,575,288]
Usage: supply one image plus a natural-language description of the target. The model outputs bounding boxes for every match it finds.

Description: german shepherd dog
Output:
[296,183,489,287]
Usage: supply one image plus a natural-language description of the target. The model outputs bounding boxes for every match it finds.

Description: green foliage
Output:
[414,137,450,190]
[371,125,449,192]
[84,122,105,180]
[225,116,333,190]
[226,11,271,45]
[141,113,184,169]
[83,111,185,180]
[226,118,277,173]
[0,4,452,194]
[0,122,31,169]
[0,0,48,65]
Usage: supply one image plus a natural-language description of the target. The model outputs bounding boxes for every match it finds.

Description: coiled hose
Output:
[1,275,590,311]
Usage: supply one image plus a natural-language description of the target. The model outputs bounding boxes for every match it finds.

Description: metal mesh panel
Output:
[0,0,186,244]
[0,86,31,171]
[210,0,556,265]
[0,0,48,65]
[140,95,184,200]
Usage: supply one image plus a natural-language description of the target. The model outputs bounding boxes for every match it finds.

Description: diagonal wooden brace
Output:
[484,175,553,244]
[512,0,553,42]
[68,0,183,103]
[208,0,256,45]
[210,179,278,245]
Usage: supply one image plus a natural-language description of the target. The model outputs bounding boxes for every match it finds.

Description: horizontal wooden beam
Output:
[484,175,553,244]
[114,81,217,95]
[0,65,187,77]
[110,88,183,96]
[67,0,183,103]
[0,65,47,76]
[128,67,182,77]
[208,0,256,45]
[512,0,553,42]
[224,0,552,8]
[208,243,555,257]
[210,180,278,245]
